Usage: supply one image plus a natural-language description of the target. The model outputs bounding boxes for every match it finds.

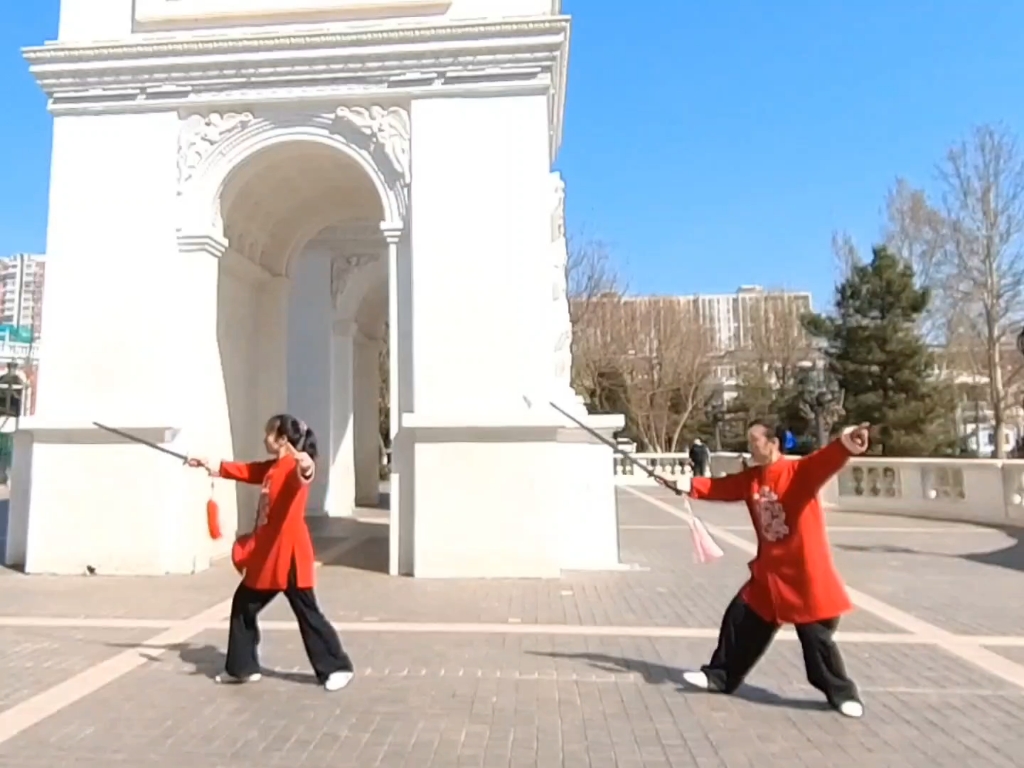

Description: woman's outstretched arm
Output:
[187,456,273,485]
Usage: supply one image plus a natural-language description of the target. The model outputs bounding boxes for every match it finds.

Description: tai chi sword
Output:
[92,422,188,462]
[536,398,725,563]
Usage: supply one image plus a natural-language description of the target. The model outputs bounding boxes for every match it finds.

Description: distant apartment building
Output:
[572,286,816,393]
[687,285,815,386]
[688,285,813,354]
[0,254,46,420]
[0,253,45,341]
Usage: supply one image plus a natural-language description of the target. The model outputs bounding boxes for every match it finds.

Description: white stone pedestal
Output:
[5,422,220,575]
[551,412,625,571]
[396,410,625,578]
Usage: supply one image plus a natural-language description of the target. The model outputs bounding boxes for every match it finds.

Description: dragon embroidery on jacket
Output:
[754,487,790,542]
[255,473,272,529]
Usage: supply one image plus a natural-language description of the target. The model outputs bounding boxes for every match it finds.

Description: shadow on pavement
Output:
[315,533,388,573]
[526,651,830,712]
[105,641,320,686]
[0,497,17,575]
[835,524,1024,574]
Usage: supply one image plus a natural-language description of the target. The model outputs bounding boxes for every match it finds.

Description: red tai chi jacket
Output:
[218,454,316,591]
[689,432,860,625]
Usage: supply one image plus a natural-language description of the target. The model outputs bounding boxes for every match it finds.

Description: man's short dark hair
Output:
[747,419,788,448]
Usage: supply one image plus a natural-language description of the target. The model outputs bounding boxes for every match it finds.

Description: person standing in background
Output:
[689,438,711,478]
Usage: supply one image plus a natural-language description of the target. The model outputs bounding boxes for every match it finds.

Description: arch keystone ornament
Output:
[332,106,411,186]
[177,112,255,188]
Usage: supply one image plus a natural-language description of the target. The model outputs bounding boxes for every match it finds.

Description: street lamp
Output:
[3,361,17,420]
[704,396,725,452]
[797,361,841,449]
[0,361,18,486]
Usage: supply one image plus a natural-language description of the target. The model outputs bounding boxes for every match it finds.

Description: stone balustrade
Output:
[820,456,1024,526]
[612,452,689,484]
[614,452,1024,526]
[0,342,39,361]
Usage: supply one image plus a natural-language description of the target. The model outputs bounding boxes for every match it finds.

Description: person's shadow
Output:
[527,651,830,712]
[106,641,319,686]
[835,525,1024,574]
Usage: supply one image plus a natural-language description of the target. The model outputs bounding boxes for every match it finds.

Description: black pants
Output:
[701,594,860,707]
[225,561,353,683]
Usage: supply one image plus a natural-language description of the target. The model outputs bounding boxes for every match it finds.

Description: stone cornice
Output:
[25,18,567,62]
[133,0,451,30]
[23,16,570,154]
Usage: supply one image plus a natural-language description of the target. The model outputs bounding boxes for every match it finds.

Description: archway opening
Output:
[352,275,388,506]
[214,139,387,535]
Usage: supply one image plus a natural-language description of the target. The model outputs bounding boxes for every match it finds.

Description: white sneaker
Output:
[215,672,262,685]
[324,671,354,692]
[838,700,864,718]
[681,670,710,690]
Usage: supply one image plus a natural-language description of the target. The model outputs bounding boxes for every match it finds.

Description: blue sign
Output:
[784,430,797,451]
[0,325,33,344]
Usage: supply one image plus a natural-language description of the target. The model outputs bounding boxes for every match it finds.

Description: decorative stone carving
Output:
[330,252,381,309]
[550,173,574,399]
[177,111,254,187]
[838,465,902,498]
[922,466,966,500]
[333,106,411,185]
[552,174,566,241]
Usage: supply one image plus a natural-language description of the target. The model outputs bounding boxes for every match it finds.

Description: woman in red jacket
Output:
[680,420,870,718]
[187,414,354,691]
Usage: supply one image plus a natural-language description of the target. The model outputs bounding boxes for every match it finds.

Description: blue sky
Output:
[3,1,1024,309]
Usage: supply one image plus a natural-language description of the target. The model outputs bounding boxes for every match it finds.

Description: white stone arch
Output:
[176,107,410,242]
[171,108,409,528]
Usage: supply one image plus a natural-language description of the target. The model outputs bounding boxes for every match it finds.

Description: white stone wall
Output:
[409,94,551,419]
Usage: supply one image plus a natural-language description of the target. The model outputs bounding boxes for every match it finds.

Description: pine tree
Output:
[803,246,956,456]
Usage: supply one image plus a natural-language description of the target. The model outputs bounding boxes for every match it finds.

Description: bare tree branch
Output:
[566,236,626,411]
[616,298,714,452]
[883,177,951,344]
[831,230,861,284]
[934,124,1024,457]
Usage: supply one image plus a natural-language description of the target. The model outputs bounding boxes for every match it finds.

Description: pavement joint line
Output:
[719,525,1005,534]
[623,524,1002,533]
[0,535,369,747]
[622,484,1024,690]
[5,616,1024,646]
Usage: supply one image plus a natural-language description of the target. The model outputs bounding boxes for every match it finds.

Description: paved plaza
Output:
[2,488,1024,767]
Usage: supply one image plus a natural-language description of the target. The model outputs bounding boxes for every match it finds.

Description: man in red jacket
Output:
[680,420,870,718]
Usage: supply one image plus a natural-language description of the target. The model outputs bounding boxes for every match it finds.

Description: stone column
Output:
[285,246,334,514]
[383,225,408,575]
[353,329,381,507]
[256,275,290,419]
[326,318,356,517]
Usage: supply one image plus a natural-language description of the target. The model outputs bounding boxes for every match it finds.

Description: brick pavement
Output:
[675,490,1024,636]
[0,627,154,712]
[1,488,1024,766]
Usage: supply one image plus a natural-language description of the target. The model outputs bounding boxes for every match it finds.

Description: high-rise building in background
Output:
[688,285,813,354]
[0,253,46,341]
[0,254,46,420]
[574,286,816,391]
